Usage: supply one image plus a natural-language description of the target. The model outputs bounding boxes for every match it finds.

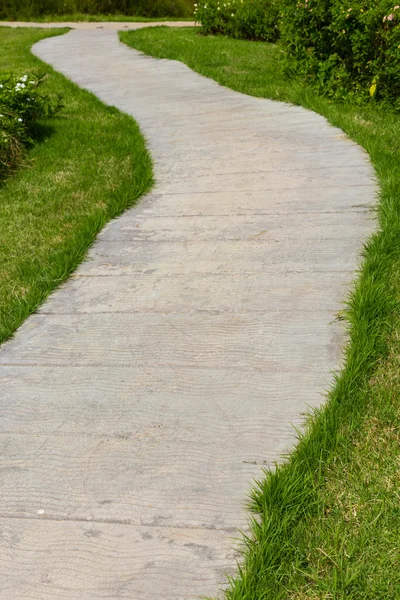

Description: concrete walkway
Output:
[0,26,376,600]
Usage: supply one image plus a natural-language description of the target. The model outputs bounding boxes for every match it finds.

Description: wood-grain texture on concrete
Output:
[0,27,376,599]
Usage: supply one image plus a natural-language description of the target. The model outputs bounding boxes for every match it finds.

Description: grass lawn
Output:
[0,26,152,343]
[121,28,400,600]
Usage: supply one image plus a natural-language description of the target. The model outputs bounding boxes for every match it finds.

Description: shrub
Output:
[280,0,400,107]
[0,0,194,19]
[128,0,194,17]
[195,0,280,42]
[0,73,62,180]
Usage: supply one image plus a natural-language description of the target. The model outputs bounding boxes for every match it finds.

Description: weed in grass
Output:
[121,27,400,599]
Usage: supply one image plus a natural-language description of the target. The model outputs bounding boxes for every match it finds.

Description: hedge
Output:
[0,0,194,19]
[280,0,400,107]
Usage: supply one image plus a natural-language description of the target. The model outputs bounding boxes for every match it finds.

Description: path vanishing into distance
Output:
[0,24,376,600]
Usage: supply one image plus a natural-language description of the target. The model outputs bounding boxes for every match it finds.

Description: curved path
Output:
[0,27,376,600]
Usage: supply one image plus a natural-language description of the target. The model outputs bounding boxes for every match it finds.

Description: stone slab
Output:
[37,271,353,314]
[0,518,235,600]
[0,311,343,371]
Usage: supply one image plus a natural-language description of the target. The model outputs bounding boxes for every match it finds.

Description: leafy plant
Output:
[280,0,400,107]
[195,0,280,42]
[0,73,62,180]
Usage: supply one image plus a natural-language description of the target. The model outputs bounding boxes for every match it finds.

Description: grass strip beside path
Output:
[0,27,153,343]
[121,27,400,600]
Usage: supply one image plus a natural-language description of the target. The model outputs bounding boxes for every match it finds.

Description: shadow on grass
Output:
[0,121,56,187]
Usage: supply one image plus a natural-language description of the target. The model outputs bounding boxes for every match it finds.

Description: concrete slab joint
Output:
[0,23,376,600]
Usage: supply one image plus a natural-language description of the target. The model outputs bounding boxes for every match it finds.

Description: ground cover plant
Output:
[122,26,400,599]
[0,27,152,343]
[0,0,194,20]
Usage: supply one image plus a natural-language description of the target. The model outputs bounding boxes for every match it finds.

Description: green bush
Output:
[0,0,194,19]
[280,0,400,107]
[195,0,280,42]
[130,0,194,16]
[0,73,62,180]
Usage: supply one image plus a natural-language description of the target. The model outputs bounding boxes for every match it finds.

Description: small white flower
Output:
[17,118,23,122]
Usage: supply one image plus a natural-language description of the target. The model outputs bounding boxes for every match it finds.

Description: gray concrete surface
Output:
[0,26,376,599]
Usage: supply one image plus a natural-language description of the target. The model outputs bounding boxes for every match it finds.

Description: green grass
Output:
[121,27,400,599]
[0,26,153,343]
[1,14,194,22]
